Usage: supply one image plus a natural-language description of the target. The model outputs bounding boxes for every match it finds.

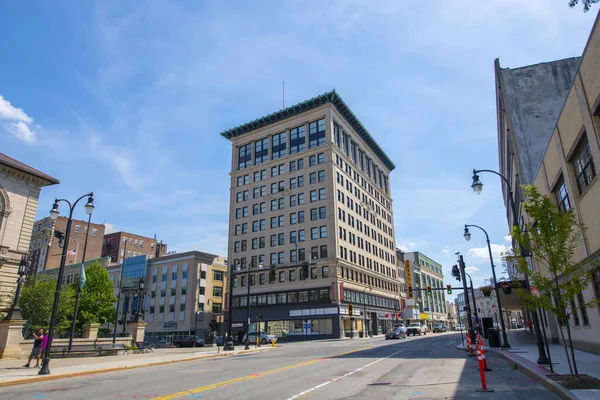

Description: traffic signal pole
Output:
[458,255,476,356]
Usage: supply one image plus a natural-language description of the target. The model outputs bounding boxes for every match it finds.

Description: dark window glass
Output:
[272,132,287,159]
[290,125,306,154]
[572,135,596,193]
[238,143,252,170]
[255,138,269,165]
[309,119,326,148]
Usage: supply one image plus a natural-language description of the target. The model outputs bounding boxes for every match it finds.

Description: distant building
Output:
[0,152,58,302]
[404,252,447,328]
[103,251,227,340]
[28,216,105,274]
[102,232,166,264]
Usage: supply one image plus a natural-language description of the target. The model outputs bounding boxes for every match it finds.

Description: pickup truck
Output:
[406,323,426,336]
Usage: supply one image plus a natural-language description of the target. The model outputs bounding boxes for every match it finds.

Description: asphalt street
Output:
[4,332,559,400]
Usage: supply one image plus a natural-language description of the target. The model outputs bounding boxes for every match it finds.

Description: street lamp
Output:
[39,192,94,375]
[362,287,372,337]
[2,257,28,321]
[112,237,129,344]
[464,224,510,348]
[463,271,479,330]
[68,204,94,351]
[134,278,145,322]
[230,259,264,341]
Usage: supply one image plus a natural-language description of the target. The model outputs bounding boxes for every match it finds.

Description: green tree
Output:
[75,261,117,330]
[568,0,599,11]
[20,276,75,335]
[505,185,599,378]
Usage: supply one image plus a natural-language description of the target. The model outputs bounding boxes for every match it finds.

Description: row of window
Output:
[233,265,330,288]
[342,289,397,310]
[236,153,327,188]
[232,287,331,307]
[232,245,328,269]
[333,122,389,196]
[234,225,327,252]
[73,225,98,237]
[339,266,398,294]
[237,119,326,170]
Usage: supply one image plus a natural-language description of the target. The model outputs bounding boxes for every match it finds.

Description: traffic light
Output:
[447,284,452,295]
[451,265,461,282]
[408,287,414,298]
[427,286,432,296]
[348,304,353,316]
[269,269,276,283]
[302,263,309,279]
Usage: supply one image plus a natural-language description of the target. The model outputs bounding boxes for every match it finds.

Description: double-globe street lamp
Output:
[39,193,94,375]
[67,210,94,351]
[471,169,549,362]
[463,224,510,348]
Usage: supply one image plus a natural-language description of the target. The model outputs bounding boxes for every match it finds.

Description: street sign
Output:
[531,285,541,297]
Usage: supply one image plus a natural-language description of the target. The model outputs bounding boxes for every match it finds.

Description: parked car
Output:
[242,332,277,344]
[433,324,447,333]
[385,326,406,340]
[406,323,427,336]
[454,324,465,331]
[173,336,205,348]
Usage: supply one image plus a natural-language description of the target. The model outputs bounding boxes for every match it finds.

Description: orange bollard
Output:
[466,332,474,356]
[475,340,494,392]
[479,334,491,371]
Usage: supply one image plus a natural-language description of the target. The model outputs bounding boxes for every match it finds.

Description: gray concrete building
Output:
[404,252,447,329]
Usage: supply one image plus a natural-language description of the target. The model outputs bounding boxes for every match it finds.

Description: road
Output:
[5,332,559,399]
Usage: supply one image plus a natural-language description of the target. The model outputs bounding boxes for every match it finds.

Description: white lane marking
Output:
[285,348,406,400]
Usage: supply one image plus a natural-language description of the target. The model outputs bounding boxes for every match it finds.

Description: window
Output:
[310,190,317,202]
[213,271,223,281]
[309,119,326,148]
[309,155,317,167]
[298,176,304,187]
[320,225,327,238]
[298,193,305,205]
[318,153,325,164]
[298,230,305,242]
[290,213,297,225]
[181,286,187,295]
[350,141,357,163]
[297,159,304,169]
[160,289,166,298]
[172,272,178,280]
[319,188,326,200]
[271,217,277,229]
[319,206,326,219]
[255,138,269,165]
[180,303,186,312]
[152,275,157,283]
[162,273,167,282]
[311,227,319,240]
[212,303,222,313]
[290,125,306,154]
[311,267,318,279]
[298,211,305,223]
[577,292,589,326]
[334,123,340,147]
[74,225,80,233]
[290,231,298,243]
[310,172,317,184]
[171,288,176,296]
[278,233,285,245]
[272,132,287,159]
[311,208,318,221]
[290,249,297,262]
[322,266,329,278]
[213,286,223,297]
[238,143,252,170]
[159,305,165,313]
[358,149,364,170]
[554,176,571,212]
[342,133,349,155]
[289,270,296,282]
[572,135,596,193]
[318,170,325,182]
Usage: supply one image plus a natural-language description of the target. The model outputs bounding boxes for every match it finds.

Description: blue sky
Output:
[1,2,597,299]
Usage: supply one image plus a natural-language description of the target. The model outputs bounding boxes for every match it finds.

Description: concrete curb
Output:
[0,347,274,388]
[488,349,579,400]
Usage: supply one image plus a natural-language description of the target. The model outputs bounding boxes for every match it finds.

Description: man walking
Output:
[23,329,44,368]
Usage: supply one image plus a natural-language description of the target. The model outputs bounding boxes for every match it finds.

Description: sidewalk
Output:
[487,330,600,400]
[0,345,275,388]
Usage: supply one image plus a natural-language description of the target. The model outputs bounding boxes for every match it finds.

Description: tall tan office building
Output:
[222,91,400,339]
[496,15,600,353]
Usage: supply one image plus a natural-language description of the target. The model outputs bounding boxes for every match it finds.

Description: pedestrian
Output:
[527,319,533,334]
[23,329,44,368]
[41,329,52,354]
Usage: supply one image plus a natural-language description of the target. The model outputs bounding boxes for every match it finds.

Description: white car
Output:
[406,323,427,336]
[242,332,277,344]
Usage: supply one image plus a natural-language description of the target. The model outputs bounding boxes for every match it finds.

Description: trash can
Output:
[487,329,500,348]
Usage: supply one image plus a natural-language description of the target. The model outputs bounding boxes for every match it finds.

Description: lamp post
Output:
[68,211,93,351]
[112,237,128,344]
[455,253,476,353]
[230,259,264,344]
[362,287,371,337]
[2,257,28,321]
[133,278,145,322]
[471,169,549,362]
[464,224,510,348]
[39,193,94,375]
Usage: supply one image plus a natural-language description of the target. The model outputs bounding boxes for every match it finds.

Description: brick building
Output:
[102,232,167,264]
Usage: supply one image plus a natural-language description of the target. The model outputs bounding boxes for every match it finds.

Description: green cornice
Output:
[220,90,395,171]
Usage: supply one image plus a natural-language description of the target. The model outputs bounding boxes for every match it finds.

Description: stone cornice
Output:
[0,164,56,188]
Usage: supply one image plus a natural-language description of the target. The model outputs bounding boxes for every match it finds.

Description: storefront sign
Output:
[163,321,178,329]
[405,260,413,298]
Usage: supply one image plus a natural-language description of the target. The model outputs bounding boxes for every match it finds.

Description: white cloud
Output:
[397,238,427,252]
[465,266,480,273]
[1,95,37,143]
[0,95,33,123]
[467,243,509,260]
[442,248,449,254]
[5,121,36,143]
[504,235,512,242]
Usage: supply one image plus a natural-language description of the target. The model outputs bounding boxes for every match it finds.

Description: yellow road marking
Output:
[153,345,373,400]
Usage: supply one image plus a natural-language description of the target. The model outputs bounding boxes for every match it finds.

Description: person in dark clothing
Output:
[24,329,44,368]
